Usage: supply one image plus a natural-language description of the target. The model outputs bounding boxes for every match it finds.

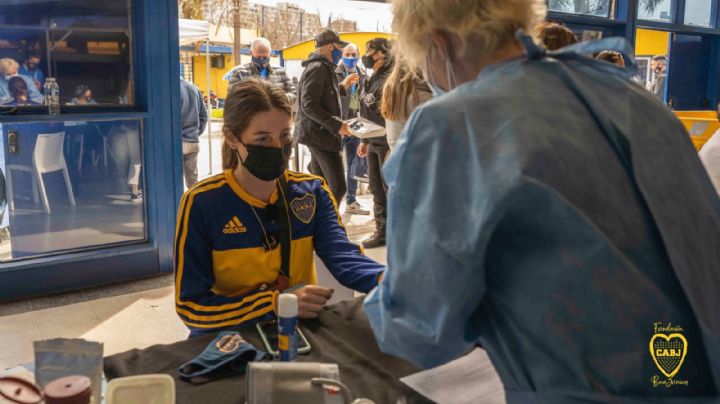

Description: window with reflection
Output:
[0,0,133,112]
[635,57,652,88]
[684,0,714,27]
[638,0,674,22]
[548,0,613,18]
[0,119,145,261]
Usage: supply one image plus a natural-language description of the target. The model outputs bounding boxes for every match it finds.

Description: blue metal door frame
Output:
[0,0,183,301]
[667,33,713,109]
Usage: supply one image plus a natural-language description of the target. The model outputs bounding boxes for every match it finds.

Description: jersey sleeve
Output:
[174,190,277,332]
[312,179,384,293]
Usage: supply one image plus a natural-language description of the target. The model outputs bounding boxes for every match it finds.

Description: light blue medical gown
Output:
[365,38,720,403]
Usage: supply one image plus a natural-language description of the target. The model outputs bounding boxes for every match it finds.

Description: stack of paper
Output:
[400,348,505,404]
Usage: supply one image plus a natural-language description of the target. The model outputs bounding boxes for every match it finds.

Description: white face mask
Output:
[425,50,457,97]
[3,73,17,81]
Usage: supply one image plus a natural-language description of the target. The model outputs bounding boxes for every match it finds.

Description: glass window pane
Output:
[638,0,674,22]
[548,0,613,18]
[684,0,713,27]
[0,0,134,112]
[0,118,146,261]
[635,57,652,88]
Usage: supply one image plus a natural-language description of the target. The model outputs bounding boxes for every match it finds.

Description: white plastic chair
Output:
[7,132,76,214]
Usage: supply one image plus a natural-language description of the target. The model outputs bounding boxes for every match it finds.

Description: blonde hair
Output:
[381,59,426,121]
[391,0,547,70]
[0,58,19,75]
[222,79,292,170]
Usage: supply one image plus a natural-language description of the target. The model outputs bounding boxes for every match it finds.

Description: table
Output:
[104,297,433,404]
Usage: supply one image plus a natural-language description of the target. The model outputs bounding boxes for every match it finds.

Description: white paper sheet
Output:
[400,348,505,404]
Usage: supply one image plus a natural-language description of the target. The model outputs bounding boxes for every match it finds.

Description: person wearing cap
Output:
[357,38,393,248]
[295,30,354,203]
[227,37,296,105]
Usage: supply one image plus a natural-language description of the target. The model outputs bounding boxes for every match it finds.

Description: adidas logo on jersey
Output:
[223,216,247,234]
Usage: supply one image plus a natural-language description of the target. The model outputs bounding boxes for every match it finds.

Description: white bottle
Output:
[44,78,60,115]
[278,293,298,362]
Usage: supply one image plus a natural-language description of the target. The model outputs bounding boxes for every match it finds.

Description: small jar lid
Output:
[278,293,298,318]
[0,377,43,404]
[44,375,92,404]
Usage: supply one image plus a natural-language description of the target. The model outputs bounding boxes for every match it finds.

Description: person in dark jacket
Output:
[227,38,297,105]
[295,30,354,202]
[180,78,208,188]
[357,38,393,248]
[651,54,667,100]
[336,43,370,216]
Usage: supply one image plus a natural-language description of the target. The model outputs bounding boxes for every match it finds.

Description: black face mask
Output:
[362,52,376,69]
[238,143,292,181]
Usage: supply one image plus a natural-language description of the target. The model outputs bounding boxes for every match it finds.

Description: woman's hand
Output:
[357,143,368,158]
[289,285,334,318]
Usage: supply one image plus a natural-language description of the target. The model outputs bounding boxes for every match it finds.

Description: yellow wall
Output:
[282,32,394,61]
[192,54,280,98]
[193,54,233,99]
[635,28,670,56]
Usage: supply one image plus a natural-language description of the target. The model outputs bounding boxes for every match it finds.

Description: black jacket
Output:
[335,64,367,120]
[360,61,393,146]
[295,52,344,152]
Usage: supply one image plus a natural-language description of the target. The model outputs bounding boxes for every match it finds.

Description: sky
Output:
[250,0,394,32]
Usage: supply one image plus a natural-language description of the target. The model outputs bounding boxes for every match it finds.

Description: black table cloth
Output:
[104,297,433,404]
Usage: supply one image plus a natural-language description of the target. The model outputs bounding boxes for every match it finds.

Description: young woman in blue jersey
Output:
[175,79,384,336]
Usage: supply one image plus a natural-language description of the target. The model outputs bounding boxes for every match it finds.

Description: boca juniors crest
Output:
[291,194,316,224]
[649,322,690,388]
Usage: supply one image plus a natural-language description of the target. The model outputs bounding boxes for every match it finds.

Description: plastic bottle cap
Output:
[278,293,298,318]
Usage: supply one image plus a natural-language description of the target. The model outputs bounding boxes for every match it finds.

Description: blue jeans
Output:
[343,136,362,204]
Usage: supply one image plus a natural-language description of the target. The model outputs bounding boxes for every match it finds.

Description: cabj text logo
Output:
[649,322,689,388]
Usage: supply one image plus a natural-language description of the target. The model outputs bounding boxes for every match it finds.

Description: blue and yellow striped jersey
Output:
[174,170,384,335]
